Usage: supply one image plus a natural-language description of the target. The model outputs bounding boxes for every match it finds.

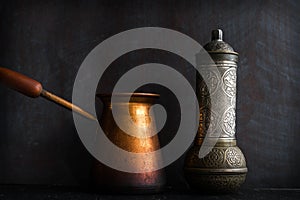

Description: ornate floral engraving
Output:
[225,147,242,168]
[222,107,236,137]
[184,145,247,191]
[203,148,224,168]
[222,68,236,97]
[198,69,219,97]
[185,173,247,192]
[198,107,218,137]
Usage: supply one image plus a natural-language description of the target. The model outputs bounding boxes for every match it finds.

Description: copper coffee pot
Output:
[0,67,166,193]
[92,93,166,193]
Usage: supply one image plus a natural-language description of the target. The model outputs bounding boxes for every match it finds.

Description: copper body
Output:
[92,93,166,193]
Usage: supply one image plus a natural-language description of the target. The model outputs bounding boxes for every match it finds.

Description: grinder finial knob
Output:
[212,29,223,41]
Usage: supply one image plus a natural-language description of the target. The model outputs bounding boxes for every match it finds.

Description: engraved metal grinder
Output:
[184,29,247,192]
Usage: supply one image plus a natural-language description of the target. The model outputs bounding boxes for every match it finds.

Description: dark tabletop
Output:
[0,185,299,200]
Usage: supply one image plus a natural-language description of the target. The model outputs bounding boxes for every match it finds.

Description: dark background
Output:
[0,0,299,189]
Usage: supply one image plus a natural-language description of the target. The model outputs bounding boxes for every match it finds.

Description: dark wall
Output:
[0,0,299,188]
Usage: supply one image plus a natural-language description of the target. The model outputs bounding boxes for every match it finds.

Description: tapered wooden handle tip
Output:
[0,67,43,98]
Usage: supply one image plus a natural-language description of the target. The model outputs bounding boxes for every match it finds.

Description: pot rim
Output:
[96,92,160,98]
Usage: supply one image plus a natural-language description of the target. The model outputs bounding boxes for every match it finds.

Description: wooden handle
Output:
[0,67,42,98]
[41,90,97,121]
[0,67,97,121]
